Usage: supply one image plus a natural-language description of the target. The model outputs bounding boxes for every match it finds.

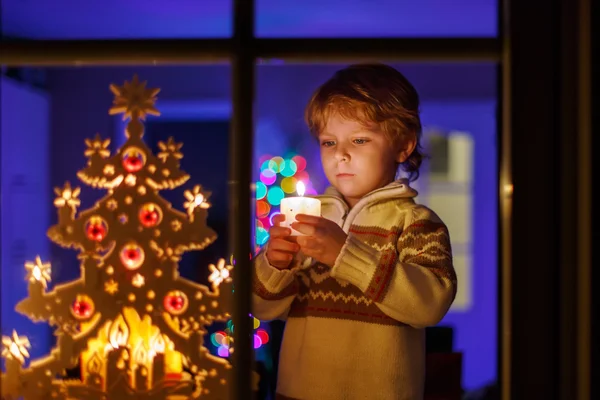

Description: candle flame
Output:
[1,331,31,365]
[133,341,149,365]
[24,256,52,288]
[297,181,306,197]
[150,333,166,354]
[87,352,103,373]
[108,316,130,349]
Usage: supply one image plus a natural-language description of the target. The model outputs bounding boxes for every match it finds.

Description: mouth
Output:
[336,173,355,178]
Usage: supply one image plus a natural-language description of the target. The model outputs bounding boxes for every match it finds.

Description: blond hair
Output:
[305,63,424,181]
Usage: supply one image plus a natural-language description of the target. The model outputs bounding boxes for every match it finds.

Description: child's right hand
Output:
[265,214,300,269]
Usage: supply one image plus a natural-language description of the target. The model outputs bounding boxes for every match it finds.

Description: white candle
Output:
[279,181,321,236]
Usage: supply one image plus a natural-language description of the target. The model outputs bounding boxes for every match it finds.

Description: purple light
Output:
[253,334,262,349]
[217,346,229,357]
[260,169,277,186]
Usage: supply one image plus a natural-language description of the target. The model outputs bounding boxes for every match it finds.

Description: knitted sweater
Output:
[252,180,457,400]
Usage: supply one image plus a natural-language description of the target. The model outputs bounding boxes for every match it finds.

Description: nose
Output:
[334,145,350,162]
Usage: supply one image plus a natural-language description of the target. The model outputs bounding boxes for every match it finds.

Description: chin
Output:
[335,185,369,200]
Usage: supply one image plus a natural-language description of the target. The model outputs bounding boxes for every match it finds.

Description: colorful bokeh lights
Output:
[255,153,316,249]
[209,153,315,357]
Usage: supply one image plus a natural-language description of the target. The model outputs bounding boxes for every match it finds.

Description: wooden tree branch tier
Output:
[1,76,234,400]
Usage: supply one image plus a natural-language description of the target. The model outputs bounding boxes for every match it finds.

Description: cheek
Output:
[320,149,335,168]
[360,150,395,175]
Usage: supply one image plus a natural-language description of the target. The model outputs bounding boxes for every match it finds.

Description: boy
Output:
[252,64,457,400]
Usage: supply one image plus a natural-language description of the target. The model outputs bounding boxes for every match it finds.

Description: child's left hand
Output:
[291,214,347,268]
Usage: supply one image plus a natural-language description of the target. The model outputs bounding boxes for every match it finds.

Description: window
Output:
[8,1,591,399]
[0,36,502,400]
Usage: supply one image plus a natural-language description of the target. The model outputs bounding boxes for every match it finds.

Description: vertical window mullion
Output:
[230,1,255,399]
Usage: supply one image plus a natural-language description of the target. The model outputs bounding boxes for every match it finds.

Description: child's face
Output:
[319,115,406,207]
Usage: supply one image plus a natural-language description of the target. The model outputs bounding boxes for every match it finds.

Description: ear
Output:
[395,135,417,163]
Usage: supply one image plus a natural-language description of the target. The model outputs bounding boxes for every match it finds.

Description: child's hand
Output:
[291,214,347,268]
[265,214,301,269]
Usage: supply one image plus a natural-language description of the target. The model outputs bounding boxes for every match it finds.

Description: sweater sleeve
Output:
[251,248,300,321]
[330,212,457,328]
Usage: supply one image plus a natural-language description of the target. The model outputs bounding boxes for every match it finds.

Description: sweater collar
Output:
[316,179,418,231]
[321,178,418,202]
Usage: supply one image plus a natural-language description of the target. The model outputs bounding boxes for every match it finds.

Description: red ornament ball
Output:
[139,203,162,228]
[122,147,146,173]
[119,243,145,270]
[85,217,108,242]
[164,291,188,315]
[71,295,94,320]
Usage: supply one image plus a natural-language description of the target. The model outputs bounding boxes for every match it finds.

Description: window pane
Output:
[253,62,498,397]
[1,1,232,39]
[1,65,246,398]
[257,0,498,37]
[2,0,496,40]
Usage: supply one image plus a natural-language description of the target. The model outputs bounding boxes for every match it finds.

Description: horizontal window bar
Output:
[0,39,232,66]
[256,38,501,62]
[0,38,501,66]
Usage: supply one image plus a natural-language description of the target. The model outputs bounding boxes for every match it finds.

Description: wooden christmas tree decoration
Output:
[1,75,234,400]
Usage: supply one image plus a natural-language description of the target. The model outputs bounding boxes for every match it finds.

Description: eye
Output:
[321,140,336,147]
[353,138,369,145]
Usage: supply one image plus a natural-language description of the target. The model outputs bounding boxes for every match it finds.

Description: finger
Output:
[269,238,300,253]
[266,250,294,266]
[296,246,322,261]
[286,236,299,244]
[296,235,319,250]
[271,213,286,226]
[269,226,292,238]
[267,250,293,262]
[290,222,318,236]
[295,214,323,224]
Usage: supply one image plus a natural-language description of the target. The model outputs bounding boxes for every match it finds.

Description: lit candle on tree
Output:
[279,181,321,235]
[106,319,130,387]
[85,352,104,390]
[24,257,51,300]
[133,342,149,391]
[1,331,30,394]
[151,334,166,385]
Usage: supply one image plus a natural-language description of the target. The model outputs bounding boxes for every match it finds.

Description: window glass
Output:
[1,0,496,40]
[1,1,232,39]
[0,65,245,398]
[257,0,498,37]
[254,62,498,395]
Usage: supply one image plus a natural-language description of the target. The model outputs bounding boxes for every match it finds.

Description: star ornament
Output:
[1,330,31,365]
[24,256,52,288]
[108,75,161,121]
[157,137,184,162]
[53,182,81,208]
[104,279,119,295]
[208,258,233,288]
[84,133,111,158]
[184,185,211,215]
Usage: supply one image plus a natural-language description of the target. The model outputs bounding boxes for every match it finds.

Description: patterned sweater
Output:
[252,180,457,400]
